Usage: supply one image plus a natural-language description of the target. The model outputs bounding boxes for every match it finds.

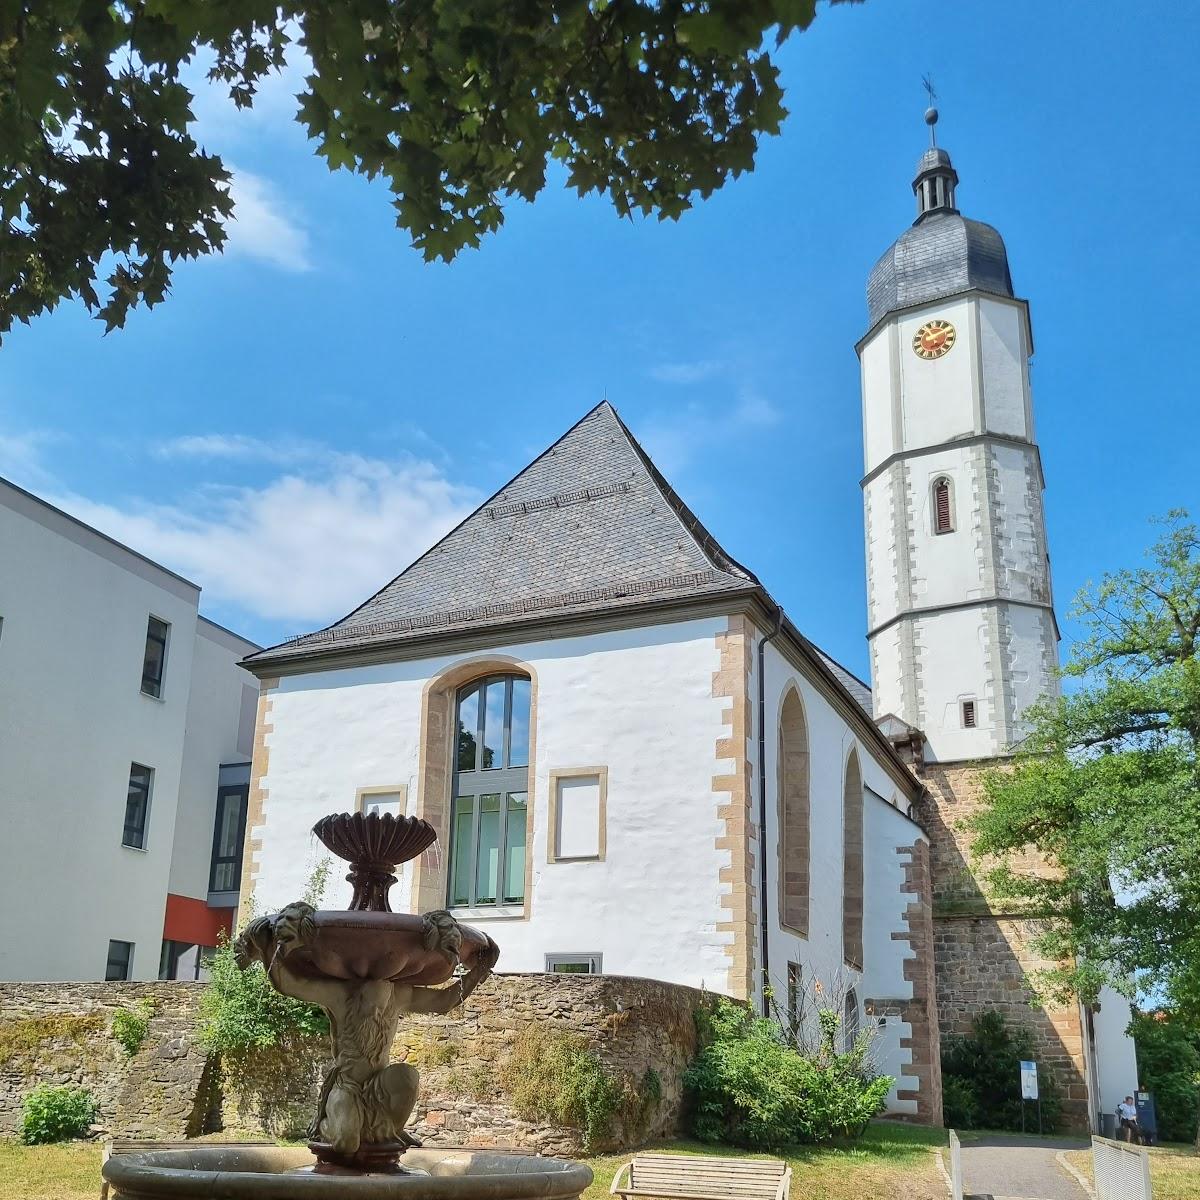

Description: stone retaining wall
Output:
[0,973,703,1153]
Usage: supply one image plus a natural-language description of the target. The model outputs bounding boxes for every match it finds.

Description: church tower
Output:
[856,111,1112,1132]
[858,114,1059,763]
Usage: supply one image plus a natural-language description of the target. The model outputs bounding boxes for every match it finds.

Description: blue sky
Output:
[2,1,1196,675]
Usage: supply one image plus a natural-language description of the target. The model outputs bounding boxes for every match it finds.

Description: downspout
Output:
[757,608,784,1016]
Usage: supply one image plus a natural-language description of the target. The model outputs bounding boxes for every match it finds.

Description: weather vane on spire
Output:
[922,74,939,146]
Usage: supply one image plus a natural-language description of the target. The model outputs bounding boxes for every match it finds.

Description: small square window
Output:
[546,954,602,975]
[141,616,169,697]
[106,939,133,981]
[961,700,977,729]
[123,763,153,849]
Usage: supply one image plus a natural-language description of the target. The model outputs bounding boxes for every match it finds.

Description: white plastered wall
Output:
[168,620,259,903]
[1093,988,1140,1120]
[757,639,926,1116]
[0,491,198,980]
[249,617,739,993]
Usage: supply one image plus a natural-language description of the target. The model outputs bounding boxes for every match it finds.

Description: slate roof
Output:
[247,402,761,666]
[816,652,873,715]
[866,209,1013,329]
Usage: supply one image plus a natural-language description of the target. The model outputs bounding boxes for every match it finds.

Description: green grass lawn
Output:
[584,1124,949,1200]
[1,1123,949,1200]
[1064,1144,1200,1200]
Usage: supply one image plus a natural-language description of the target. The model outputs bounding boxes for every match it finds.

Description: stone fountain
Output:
[101,810,592,1199]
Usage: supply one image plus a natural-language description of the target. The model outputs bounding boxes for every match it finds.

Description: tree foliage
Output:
[1130,1011,1200,1144]
[973,512,1200,1006]
[0,1,853,339]
[940,1011,1062,1133]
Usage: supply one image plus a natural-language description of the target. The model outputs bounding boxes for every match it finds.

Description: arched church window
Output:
[843,988,861,1052]
[778,688,810,937]
[933,476,954,534]
[842,749,864,971]
[448,674,531,909]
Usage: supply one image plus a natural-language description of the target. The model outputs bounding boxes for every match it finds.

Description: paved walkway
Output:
[960,1133,1091,1200]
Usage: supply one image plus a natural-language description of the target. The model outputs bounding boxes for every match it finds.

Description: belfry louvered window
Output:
[448,675,531,909]
[933,477,954,534]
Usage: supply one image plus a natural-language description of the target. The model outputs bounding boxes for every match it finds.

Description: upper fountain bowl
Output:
[314,811,438,912]
[314,811,437,868]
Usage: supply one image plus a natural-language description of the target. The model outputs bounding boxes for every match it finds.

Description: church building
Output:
[240,123,1136,1130]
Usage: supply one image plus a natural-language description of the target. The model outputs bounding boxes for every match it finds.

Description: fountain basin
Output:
[101,1145,593,1199]
[285,912,493,984]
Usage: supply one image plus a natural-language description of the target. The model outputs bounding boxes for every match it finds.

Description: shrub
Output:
[940,1010,1062,1132]
[198,860,333,1064]
[20,1084,96,1144]
[683,997,892,1149]
[501,1026,621,1150]
[112,997,157,1057]
[941,1073,981,1130]
[1131,1010,1200,1143]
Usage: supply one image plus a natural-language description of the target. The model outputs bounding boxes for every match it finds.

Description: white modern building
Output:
[0,477,259,982]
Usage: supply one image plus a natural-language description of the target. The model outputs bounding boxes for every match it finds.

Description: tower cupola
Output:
[913,106,958,219]
[913,146,958,219]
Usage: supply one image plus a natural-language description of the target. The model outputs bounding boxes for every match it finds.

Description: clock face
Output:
[912,319,957,360]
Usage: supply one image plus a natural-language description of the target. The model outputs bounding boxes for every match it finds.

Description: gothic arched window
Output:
[842,749,864,971]
[778,688,810,937]
[448,673,531,909]
[932,476,954,535]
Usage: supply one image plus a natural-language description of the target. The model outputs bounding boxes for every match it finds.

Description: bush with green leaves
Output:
[940,1011,1062,1132]
[1131,1010,1200,1143]
[683,997,892,1149]
[111,996,157,1057]
[198,860,332,1063]
[20,1084,96,1144]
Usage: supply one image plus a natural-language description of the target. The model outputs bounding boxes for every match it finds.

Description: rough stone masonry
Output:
[0,973,702,1154]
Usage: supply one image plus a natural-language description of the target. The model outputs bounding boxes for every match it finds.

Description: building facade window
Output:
[447,674,531,909]
[786,961,802,1039]
[778,688,811,936]
[844,988,861,1052]
[961,699,977,728]
[932,477,954,534]
[123,763,153,849]
[106,939,134,981]
[545,953,602,974]
[356,787,405,819]
[159,940,214,982]
[141,616,169,697]
[209,783,248,893]
[842,750,864,971]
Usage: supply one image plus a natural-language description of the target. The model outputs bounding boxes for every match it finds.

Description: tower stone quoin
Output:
[858,124,1115,1130]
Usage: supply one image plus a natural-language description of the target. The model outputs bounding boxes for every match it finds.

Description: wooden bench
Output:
[100,1140,271,1199]
[610,1152,791,1200]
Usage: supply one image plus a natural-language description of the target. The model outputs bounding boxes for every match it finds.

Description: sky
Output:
[2,1,1197,676]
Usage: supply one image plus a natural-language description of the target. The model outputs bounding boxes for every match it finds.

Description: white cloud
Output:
[223,167,312,273]
[647,360,724,385]
[0,426,60,489]
[153,433,317,464]
[732,392,781,428]
[51,455,477,626]
[636,389,782,476]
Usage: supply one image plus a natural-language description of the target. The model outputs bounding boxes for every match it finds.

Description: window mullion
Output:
[469,785,482,907]
[502,678,512,769]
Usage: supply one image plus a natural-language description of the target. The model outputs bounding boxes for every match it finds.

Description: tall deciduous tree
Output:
[0,1,852,339]
[973,512,1200,1007]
